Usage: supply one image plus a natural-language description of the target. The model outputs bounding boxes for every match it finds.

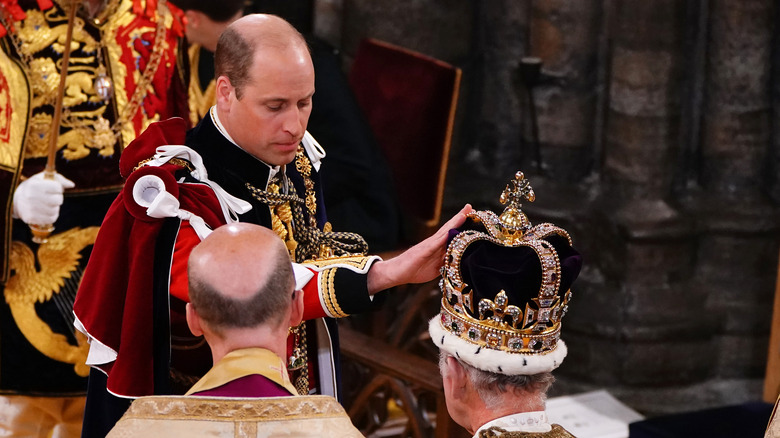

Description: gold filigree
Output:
[111,395,364,437]
[4,226,100,376]
[105,0,172,146]
[302,255,375,271]
[3,0,174,165]
[125,394,352,420]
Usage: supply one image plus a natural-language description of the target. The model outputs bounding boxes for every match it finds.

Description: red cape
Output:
[74,118,225,397]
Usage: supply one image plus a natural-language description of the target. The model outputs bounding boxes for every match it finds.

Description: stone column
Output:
[689,0,778,390]
[559,0,719,414]
[449,0,528,205]
[528,0,601,181]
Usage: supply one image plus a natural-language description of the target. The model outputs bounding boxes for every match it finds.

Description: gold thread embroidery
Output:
[133,157,194,173]
[0,43,29,170]
[0,0,173,164]
[124,395,351,420]
[294,146,317,229]
[319,268,346,318]
[186,44,215,127]
[303,256,373,271]
[4,226,100,376]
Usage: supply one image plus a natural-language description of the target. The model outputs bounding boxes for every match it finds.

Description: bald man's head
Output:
[188,223,294,334]
[215,13,309,99]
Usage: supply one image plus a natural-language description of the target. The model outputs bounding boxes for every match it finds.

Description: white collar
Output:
[209,105,281,183]
[473,411,552,437]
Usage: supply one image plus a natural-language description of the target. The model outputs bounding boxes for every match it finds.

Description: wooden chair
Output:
[348,38,461,243]
[339,327,468,438]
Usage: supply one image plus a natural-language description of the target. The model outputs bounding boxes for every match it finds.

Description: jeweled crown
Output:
[437,171,581,359]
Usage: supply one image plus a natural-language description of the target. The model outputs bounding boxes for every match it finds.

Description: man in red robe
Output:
[0,1,188,436]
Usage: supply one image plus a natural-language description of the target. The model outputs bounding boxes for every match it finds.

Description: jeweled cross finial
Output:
[500,171,535,208]
[497,171,534,239]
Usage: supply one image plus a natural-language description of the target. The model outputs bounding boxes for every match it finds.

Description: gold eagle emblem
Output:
[4,226,100,377]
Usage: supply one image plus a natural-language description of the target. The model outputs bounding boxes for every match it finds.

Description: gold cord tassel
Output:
[267,182,298,258]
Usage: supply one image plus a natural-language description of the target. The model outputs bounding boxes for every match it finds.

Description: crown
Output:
[429,171,582,375]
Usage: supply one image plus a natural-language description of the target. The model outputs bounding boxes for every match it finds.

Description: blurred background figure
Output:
[0,0,188,436]
[167,0,245,126]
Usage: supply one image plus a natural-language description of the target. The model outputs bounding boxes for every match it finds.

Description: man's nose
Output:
[282,108,305,138]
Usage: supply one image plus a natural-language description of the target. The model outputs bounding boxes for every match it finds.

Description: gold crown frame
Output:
[438,172,574,356]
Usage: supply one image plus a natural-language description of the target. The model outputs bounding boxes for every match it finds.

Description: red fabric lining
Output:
[169,222,199,302]
[301,270,327,320]
[74,119,226,397]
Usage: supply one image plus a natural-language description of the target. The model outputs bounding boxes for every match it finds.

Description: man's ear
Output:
[215,76,234,109]
[289,289,304,327]
[183,9,201,30]
[186,302,204,336]
[446,356,469,399]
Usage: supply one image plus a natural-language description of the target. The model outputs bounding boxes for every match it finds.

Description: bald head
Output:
[215,13,309,99]
[230,13,306,47]
[188,223,294,333]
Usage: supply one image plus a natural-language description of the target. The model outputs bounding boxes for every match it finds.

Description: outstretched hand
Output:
[367,204,472,294]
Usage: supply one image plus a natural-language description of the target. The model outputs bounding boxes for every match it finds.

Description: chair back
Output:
[349,38,461,239]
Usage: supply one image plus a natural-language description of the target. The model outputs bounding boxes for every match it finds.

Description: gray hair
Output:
[439,352,555,411]
[188,239,294,335]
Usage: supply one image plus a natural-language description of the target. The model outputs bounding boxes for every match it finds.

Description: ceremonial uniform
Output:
[172,108,382,398]
[74,113,384,434]
[0,0,186,435]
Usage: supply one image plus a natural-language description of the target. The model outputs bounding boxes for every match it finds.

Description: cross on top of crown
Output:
[500,171,535,209]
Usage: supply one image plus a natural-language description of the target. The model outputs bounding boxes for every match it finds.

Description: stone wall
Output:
[312,0,780,415]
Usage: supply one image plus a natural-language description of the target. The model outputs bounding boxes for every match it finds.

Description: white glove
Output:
[12,171,75,225]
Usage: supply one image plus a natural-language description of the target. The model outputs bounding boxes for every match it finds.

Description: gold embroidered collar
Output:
[185,347,297,396]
